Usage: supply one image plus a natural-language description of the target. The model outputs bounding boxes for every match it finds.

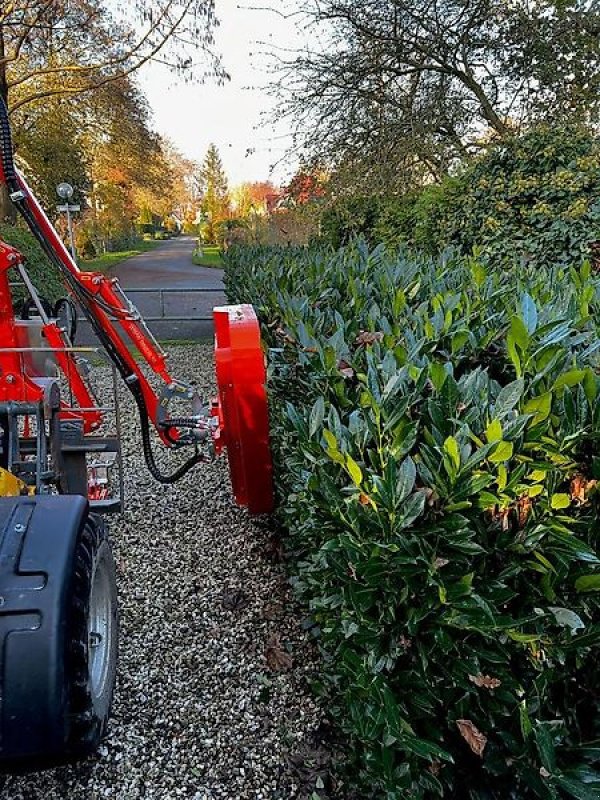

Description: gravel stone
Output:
[0,343,329,800]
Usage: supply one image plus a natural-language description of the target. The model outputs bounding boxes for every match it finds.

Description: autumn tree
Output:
[0,1,224,219]
[13,69,200,253]
[284,166,327,206]
[159,140,201,226]
[16,97,89,212]
[231,181,277,216]
[0,1,224,110]
[83,80,179,250]
[198,143,230,242]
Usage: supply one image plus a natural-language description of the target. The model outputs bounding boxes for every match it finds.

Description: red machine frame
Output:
[213,304,274,514]
[0,168,181,440]
[0,159,274,514]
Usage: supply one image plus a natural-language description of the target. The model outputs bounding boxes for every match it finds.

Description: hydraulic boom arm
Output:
[0,98,207,483]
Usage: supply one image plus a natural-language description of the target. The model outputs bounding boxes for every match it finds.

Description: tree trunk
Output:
[0,24,16,225]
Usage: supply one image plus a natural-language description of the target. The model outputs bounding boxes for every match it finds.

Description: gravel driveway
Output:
[1,344,329,800]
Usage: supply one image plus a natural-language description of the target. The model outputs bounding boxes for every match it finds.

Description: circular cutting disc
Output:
[213,304,274,515]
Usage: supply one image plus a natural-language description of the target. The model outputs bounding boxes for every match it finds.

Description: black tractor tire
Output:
[66,513,119,758]
[0,496,118,767]
[53,296,78,342]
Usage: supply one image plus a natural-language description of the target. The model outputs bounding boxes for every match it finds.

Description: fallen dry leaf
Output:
[275,326,317,353]
[490,505,511,531]
[338,359,355,379]
[265,634,293,672]
[469,674,502,690]
[221,588,249,611]
[355,330,384,347]
[570,475,597,504]
[286,742,331,792]
[456,719,487,757]
[276,326,296,345]
[423,487,440,508]
[517,495,532,528]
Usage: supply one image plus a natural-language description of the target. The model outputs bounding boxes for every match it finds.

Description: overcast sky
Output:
[137,1,302,188]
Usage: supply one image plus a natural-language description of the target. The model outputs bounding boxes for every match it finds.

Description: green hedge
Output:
[0,222,64,303]
[225,242,600,799]
[322,125,600,268]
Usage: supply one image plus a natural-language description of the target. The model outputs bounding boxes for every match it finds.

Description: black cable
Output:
[0,99,17,185]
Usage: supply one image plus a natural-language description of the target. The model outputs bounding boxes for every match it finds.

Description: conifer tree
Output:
[198,144,230,242]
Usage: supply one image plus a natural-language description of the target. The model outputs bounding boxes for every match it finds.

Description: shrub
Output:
[217,217,247,249]
[436,125,600,268]
[322,125,600,268]
[321,196,383,248]
[225,242,600,799]
[0,221,64,303]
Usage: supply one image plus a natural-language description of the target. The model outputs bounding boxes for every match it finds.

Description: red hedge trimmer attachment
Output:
[213,305,274,514]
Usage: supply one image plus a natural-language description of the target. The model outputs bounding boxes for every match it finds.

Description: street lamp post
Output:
[56,182,80,262]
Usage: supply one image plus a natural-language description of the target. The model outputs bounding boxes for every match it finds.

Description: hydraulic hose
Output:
[133,386,205,483]
[0,107,17,187]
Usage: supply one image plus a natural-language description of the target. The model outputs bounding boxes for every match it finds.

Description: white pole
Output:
[66,205,76,262]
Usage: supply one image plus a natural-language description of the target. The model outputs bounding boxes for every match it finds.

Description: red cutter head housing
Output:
[213,304,274,515]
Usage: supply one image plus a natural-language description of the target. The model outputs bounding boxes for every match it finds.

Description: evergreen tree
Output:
[199,144,230,243]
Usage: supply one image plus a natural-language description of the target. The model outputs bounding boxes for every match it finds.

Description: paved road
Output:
[81,237,226,343]
[110,236,223,290]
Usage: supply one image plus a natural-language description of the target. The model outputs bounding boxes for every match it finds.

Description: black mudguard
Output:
[0,494,88,761]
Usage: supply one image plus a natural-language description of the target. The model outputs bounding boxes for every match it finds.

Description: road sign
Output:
[56,204,81,212]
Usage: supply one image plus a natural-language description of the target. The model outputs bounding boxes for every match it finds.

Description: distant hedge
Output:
[0,222,64,303]
[322,125,600,269]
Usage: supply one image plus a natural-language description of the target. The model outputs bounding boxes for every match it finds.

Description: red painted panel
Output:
[213,305,274,515]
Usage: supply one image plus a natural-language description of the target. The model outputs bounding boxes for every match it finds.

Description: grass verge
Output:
[192,245,223,268]
[81,240,162,273]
